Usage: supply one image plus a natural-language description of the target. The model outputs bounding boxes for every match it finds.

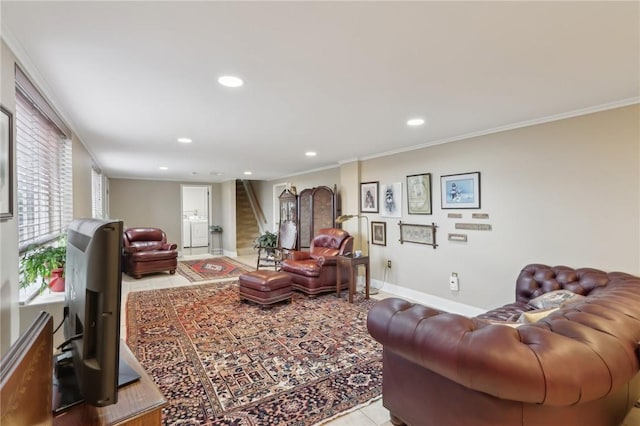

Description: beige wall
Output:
[253,105,639,313]
[72,136,94,219]
[109,178,223,252]
[361,105,640,310]
[1,40,20,355]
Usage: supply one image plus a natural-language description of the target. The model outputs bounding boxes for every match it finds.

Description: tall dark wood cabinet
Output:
[297,186,336,250]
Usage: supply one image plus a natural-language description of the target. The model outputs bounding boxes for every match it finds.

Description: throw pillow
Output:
[518,307,559,323]
[488,320,522,328]
[528,289,584,309]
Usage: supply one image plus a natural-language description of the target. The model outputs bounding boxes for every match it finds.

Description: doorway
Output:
[181,185,211,255]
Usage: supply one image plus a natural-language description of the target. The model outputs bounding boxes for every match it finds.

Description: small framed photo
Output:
[406,173,432,215]
[1,106,13,221]
[440,172,481,209]
[398,221,438,248]
[360,181,379,213]
[371,221,386,246]
[381,182,402,218]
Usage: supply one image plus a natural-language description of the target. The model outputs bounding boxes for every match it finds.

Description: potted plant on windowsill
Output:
[20,236,67,294]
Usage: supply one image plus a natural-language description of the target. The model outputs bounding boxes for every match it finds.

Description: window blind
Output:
[16,89,73,252]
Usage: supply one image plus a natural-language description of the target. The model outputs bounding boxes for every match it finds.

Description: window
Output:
[92,167,106,219]
[15,70,73,252]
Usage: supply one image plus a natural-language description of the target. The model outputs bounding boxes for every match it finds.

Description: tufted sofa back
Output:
[309,228,353,257]
[515,264,612,303]
[123,227,168,252]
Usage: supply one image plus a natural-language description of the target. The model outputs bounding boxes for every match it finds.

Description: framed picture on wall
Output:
[398,221,438,248]
[440,172,481,209]
[0,106,13,221]
[360,181,379,213]
[381,182,402,218]
[406,173,432,215]
[371,221,386,246]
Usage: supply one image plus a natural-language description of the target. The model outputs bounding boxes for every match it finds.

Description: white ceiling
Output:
[2,1,639,183]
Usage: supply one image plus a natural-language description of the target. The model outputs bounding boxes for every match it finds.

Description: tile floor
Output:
[120,253,640,426]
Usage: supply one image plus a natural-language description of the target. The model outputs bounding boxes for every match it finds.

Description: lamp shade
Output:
[336,214,357,223]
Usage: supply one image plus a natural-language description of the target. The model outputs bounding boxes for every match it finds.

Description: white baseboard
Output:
[372,279,485,317]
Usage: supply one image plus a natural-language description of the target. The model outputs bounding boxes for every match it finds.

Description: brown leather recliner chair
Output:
[281,228,353,295]
[123,227,178,279]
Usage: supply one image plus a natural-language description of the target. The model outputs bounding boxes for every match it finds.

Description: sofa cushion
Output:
[281,259,321,277]
[528,289,584,309]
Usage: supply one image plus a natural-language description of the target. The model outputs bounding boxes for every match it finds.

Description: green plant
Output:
[209,225,223,232]
[20,236,66,293]
[254,231,277,248]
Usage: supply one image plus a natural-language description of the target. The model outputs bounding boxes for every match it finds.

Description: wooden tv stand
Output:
[53,342,167,426]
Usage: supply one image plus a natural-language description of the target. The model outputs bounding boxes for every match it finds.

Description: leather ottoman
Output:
[239,270,293,307]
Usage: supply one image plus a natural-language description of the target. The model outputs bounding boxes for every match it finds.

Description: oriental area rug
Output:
[126,282,382,425]
[177,257,253,282]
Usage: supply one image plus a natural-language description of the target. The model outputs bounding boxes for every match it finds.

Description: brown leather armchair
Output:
[281,228,353,295]
[123,227,178,279]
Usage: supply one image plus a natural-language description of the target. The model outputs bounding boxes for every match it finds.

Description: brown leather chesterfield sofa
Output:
[281,228,353,295]
[123,227,178,278]
[367,264,640,426]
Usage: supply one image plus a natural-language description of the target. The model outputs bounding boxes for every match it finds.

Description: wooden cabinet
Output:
[278,189,297,224]
[53,343,166,426]
[297,186,336,250]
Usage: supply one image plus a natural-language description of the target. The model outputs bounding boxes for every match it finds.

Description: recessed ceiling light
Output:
[218,75,244,88]
[305,151,317,157]
[177,137,192,144]
[407,118,425,126]
[159,166,168,170]
[243,171,252,175]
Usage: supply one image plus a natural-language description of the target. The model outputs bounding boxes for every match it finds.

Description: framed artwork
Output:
[0,106,13,220]
[398,221,438,248]
[371,221,386,246]
[440,172,481,209]
[360,181,379,213]
[406,173,432,215]
[381,182,402,218]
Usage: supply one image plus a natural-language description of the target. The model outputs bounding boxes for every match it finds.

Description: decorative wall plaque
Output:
[398,221,438,249]
[455,223,492,231]
[447,213,463,219]
[472,213,489,219]
[448,233,468,242]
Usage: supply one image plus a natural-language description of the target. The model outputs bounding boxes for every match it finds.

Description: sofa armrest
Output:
[162,243,177,250]
[123,246,139,254]
[367,298,632,406]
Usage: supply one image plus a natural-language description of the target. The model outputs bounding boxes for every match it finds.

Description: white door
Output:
[181,185,210,250]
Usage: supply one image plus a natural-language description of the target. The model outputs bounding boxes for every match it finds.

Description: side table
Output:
[336,255,370,303]
[210,230,223,255]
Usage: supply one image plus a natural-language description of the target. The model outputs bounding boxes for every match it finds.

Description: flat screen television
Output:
[53,218,137,411]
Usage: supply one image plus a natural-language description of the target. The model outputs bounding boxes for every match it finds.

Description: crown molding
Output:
[361,97,640,162]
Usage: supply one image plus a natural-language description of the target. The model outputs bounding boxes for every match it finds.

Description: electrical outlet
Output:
[387,259,392,269]
[449,272,459,291]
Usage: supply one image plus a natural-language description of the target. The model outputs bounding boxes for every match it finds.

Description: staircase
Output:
[235,180,261,256]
